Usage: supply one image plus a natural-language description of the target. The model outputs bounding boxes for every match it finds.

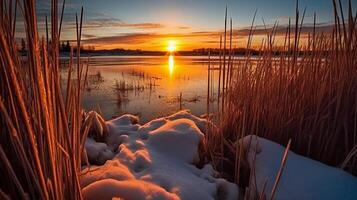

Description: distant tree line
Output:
[19,38,95,53]
[18,38,329,56]
[190,48,331,56]
[60,41,71,52]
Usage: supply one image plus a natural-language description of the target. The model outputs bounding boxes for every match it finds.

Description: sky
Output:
[29,0,356,51]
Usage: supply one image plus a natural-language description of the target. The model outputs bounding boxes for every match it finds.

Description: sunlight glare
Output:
[168,40,176,53]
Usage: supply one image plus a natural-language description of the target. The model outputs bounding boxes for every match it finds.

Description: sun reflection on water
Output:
[168,55,174,75]
[74,56,219,122]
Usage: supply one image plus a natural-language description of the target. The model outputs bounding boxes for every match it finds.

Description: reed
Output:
[0,0,87,199]
[207,0,357,198]
[114,80,147,92]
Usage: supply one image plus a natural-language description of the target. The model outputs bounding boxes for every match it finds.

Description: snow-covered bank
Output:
[242,135,357,200]
[82,110,357,200]
[82,110,238,200]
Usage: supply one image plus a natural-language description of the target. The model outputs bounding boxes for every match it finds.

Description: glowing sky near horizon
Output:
[32,0,356,50]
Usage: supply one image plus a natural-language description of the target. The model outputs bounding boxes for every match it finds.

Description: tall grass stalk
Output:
[207,0,357,197]
[0,0,87,199]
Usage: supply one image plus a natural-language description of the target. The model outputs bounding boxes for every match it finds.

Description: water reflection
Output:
[61,56,219,122]
[168,55,174,75]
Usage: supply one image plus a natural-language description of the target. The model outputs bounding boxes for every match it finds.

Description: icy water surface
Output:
[61,56,220,122]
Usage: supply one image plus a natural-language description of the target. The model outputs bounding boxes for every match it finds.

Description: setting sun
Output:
[167,40,177,53]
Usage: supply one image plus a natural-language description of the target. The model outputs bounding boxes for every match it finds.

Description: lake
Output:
[61,56,220,122]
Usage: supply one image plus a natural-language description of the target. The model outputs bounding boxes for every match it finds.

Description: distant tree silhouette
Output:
[59,40,71,52]
[21,38,26,52]
[65,40,71,52]
[61,41,66,51]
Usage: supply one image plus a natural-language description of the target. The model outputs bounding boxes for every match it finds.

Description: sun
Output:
[167,40,177,53]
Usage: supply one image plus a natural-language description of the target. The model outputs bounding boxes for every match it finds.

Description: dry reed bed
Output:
[0,0,87,199]
[205,0,357,197]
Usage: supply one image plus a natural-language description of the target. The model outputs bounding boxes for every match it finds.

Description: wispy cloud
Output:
[233,23,334,36]
[84,33,156,45]
[81,23,335,50]
[66,17,166,30]
[82,34,97,39]
[83,32,218,45]
[33,2,167,31]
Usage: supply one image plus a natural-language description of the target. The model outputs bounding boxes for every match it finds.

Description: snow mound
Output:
[166,110,208,133]
[85,138,115,165]
[242,135,357,200]
[147,118,204,163]
[81,160,135,188]
[82,179,180,200]
[82,110,238,200]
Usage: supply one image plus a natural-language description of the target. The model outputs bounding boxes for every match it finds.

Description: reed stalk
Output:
[207,0,357,198]
[0,0,88,199]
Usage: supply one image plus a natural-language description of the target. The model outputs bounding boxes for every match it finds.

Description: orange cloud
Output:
[81,23,334,50]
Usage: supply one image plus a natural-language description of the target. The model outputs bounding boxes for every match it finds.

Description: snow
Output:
[82,110,238,200]
[146,118,203,163]
[83,179,180,200]
[82,110,357,200]
[84,138,115,165]
[241,135,357,200]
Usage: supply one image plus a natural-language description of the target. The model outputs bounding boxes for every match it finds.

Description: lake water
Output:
[61,56,220,122]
